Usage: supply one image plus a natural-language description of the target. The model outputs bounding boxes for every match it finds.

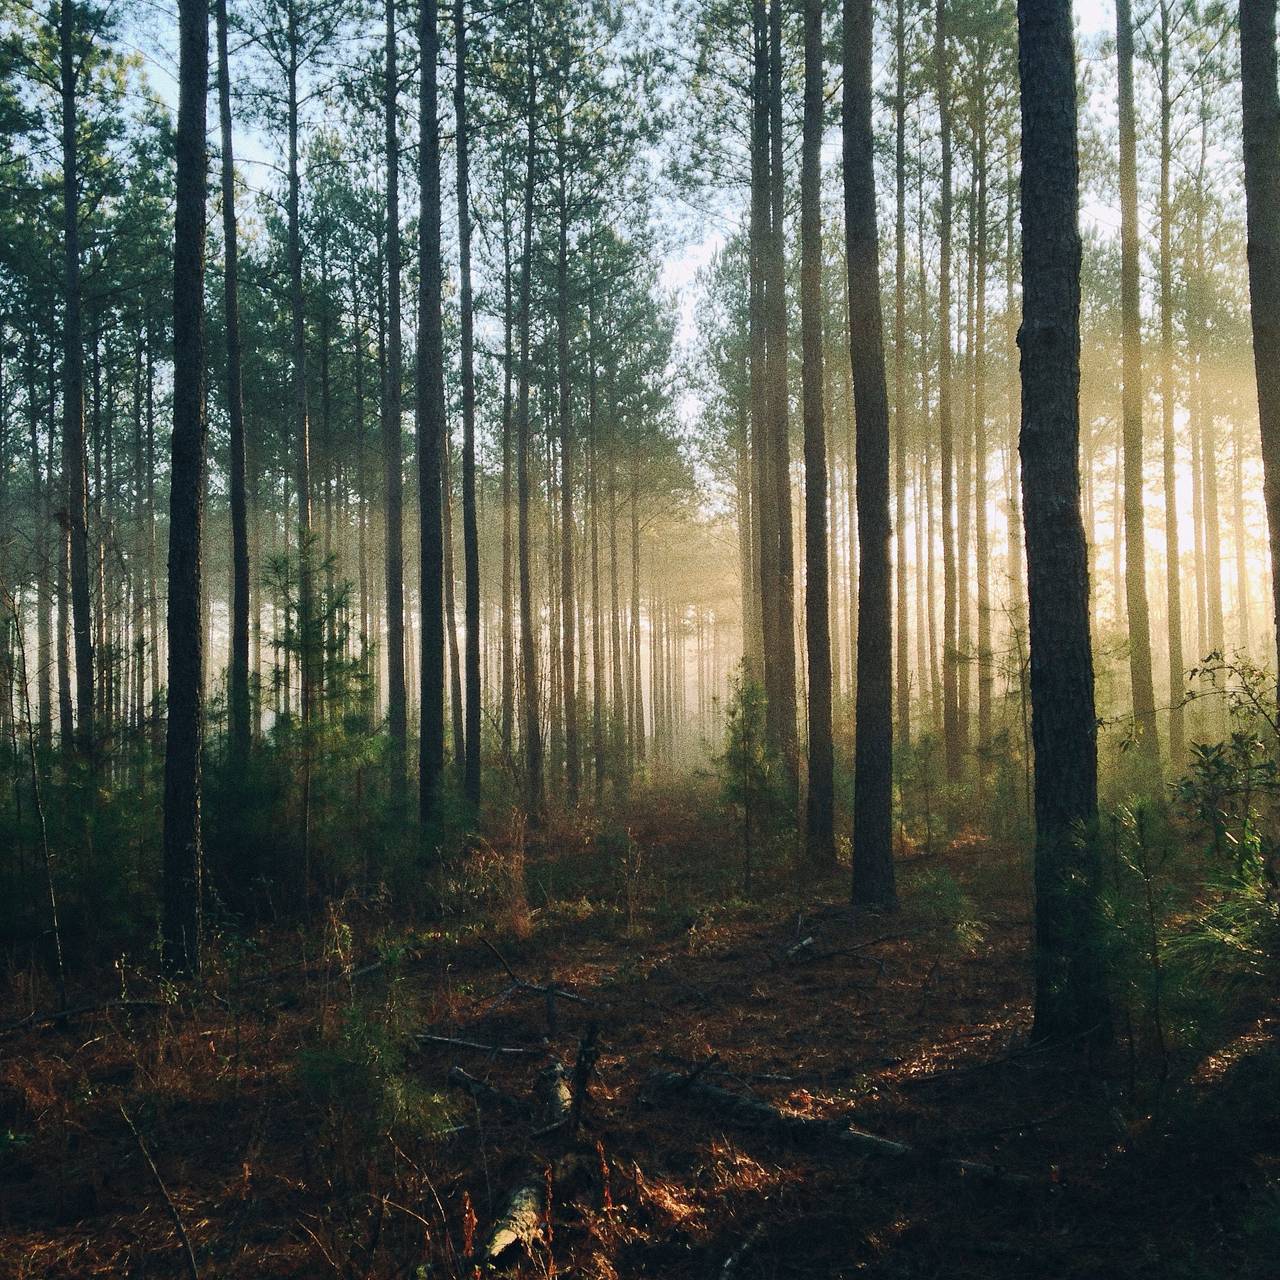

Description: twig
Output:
[118,1103,199,1280]
[479,937,590,1004]
[416,1033,543,1057]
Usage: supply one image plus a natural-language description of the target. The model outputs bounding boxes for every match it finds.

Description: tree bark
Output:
[163,0,209,974]
[1017,0,1108,1045]
[935,0,959,783]
[455,0,481,810]
[801,0,833,865]
[382,0,408,806]
[217,0,251,768]
[893,0,910,751]
[59,0,94,763]
[516,27,544,819]
[1157,0,1183,764]
[418,0,446,825]
[555,95,579,805]
[1116,0,1160,768]
[765,0,798,800]
[845,0,895,910]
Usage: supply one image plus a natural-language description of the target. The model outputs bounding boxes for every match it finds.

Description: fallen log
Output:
[477,1064,576,1265]
[476,1032,604,1267]
[647,1071,1034,1185]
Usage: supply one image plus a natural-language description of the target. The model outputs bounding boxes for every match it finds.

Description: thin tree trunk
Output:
[1157,0,1183,763]
[802,0,833,865]
[516,28,544,819]
[418,0,446,825]
[555,101,579,807]
[765,0,798,800]
[59,0,94,762]
[974,78,992,767]
[500,168,515,764]
[383,0,407,805]
[455,0,481,809]
[893,0,910,750]
[1116,0,1160,767]
[936,0,959,783]
[218,0,251,767]
[443,432,465,770]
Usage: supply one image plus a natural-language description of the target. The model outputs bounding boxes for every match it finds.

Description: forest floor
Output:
[1,779,1277,1278]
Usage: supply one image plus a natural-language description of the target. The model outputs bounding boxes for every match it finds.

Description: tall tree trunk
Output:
[1157,0,1183,764]
[1233,413,1251,653]
[59,0,94,762]
[455,0,481,810]
[285,9,313,728]
[845,0,895,909]
[893,0,910,750]
[383,0,408,806]
[588,277,606,802]
[442,433,464,769]
[935,0,960,783]
[1116,0,1160,768]
[1017,0,1108,1046]
[555,106,579,806]
[163,0,209,974]
[765,0,798,799]
[801,0,833,865]
[1005,146,1025,629]
[517,29,544,819]
[747,0,771,678]
[500,172,516,765]
[974,78,992,767]
[217,0,251,768]
[418,0,446,825]
[630,452,645,766]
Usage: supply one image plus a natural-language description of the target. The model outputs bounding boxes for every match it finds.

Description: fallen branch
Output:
[0,999,167,1037]
[119,1103,200,1280]
[479,938,591,1004]
[720,1222,766,1278]
[416,1033,543,1057]
[647,1071,1034,1185]
[477,1064,577,1265]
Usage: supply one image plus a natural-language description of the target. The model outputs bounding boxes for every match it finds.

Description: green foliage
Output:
[297,1006,454,1142]
[1100,803,1177,1073]
[902,867,986,953]
[1172,657,1280,991]
[718,666,782,896]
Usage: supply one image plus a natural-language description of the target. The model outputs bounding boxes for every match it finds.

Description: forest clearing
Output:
[3,0,1280,1272]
